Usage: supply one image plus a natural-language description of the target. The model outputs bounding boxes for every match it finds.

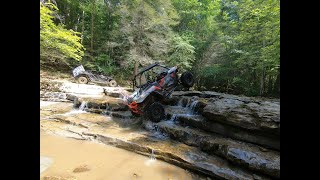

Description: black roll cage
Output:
[132,63,169,90]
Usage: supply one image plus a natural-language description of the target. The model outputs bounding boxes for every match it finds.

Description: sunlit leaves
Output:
[40,2,84,63]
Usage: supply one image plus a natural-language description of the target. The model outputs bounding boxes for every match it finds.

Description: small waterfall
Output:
[170,114,177,121]
[186,100,198,115]
[62,101,87,116]
[109,86,129,103]
[177,98,184,107]
[145,149,157,166]
[189,100,198,111]
[79,101,87,111]
[150,149,156,161]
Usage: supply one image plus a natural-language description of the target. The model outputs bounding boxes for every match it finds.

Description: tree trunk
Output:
[273,69,280,97]
[132,1,144,77]
[91,0,95,53]
[267,74,273,96]
[81,10,84,44]
[260,65,265,96]
[134,61,139,76]
[260,40,266,96]
[75,14,79,31]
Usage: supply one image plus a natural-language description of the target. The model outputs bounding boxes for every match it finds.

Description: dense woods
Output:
[40,0,279,97]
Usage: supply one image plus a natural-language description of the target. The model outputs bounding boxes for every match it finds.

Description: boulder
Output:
[156,120,280,178]
[201,98,280,136]
[176,114,279,150]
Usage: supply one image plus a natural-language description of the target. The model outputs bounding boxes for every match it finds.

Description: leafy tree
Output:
[168,34,195,70]
[40,1,84,65]
[111,0,179,75]
[40,0,280,97]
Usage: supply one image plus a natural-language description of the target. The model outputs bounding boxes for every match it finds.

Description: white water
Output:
[40,101,59,107]
[145,149,157,166]
[177,98,184,107]
[170,114,177,121]
[79,101,87,111]
[189,100,199,112]
[168,99,199,122]
[117,86,130,102]
[62,101,88,115]
[60,82,104,95]
[40,156,53,174]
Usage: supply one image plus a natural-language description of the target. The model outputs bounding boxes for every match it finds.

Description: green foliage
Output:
[187,0,280,96]
[95,54,116,75]
[40,2,84,64]
[111,0,180,67]
[167,34,195,70]
[41,0,280,97]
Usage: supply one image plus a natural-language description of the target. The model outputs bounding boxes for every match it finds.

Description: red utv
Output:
[127,63,194,122]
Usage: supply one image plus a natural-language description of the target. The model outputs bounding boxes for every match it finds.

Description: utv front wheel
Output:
[108,80,117,87]
[78,76,88,84]
[146,102,165,122]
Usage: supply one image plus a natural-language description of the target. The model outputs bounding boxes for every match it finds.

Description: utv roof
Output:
[136,63,169,76]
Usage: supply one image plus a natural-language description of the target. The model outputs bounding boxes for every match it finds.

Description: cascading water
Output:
[150,149,156,161]
[115,86,130,102]
[63,101,87,115]
[145,149,157,166]
[79,101,87,111]
[177,98,184,107]
[189,100,199,112]
[170,114,177,121]
[185,99,199,115]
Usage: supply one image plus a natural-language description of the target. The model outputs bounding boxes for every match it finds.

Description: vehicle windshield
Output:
[134,65,169,88]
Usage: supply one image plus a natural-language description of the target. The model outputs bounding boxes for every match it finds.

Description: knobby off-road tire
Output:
[180,72,194,88]
[78,76,89,84]
[145,102,165,122]
[108,80,117,87]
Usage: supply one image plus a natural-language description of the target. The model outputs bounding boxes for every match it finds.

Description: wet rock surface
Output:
[41,109,270,179]
[155,120,280,178]
[163,92,280,150]
[173,114,279,150]
[40,75,279,179]
[40,78,131,103]
[201,99,280,135]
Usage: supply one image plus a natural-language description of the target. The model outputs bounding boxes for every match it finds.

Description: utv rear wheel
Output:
[180,72,194,88]
[108,80,117,87]
[146,102,165,122]
[78,76,88,84]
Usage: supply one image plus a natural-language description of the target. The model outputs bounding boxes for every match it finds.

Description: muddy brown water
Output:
[40,131,195,180]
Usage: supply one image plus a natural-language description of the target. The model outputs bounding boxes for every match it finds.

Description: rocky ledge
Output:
[40,78,280,179]
[165,92,280,150]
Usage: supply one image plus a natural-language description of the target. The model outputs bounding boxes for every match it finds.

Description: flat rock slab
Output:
[156,120,280,178]
[202,99,280,135]
[40,102,74,120]
[40,101,60,107]
[75,96,128,111]
[175,114,279,150]
[40,156,53,174]
[60,82,130,96]
[171,92,280,136]
[41,112,271,180]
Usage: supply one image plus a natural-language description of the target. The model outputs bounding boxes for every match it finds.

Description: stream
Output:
[40,130,195,180]
[40,79,280,179]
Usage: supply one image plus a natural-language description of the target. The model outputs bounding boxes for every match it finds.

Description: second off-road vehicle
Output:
[72,65,117,87]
